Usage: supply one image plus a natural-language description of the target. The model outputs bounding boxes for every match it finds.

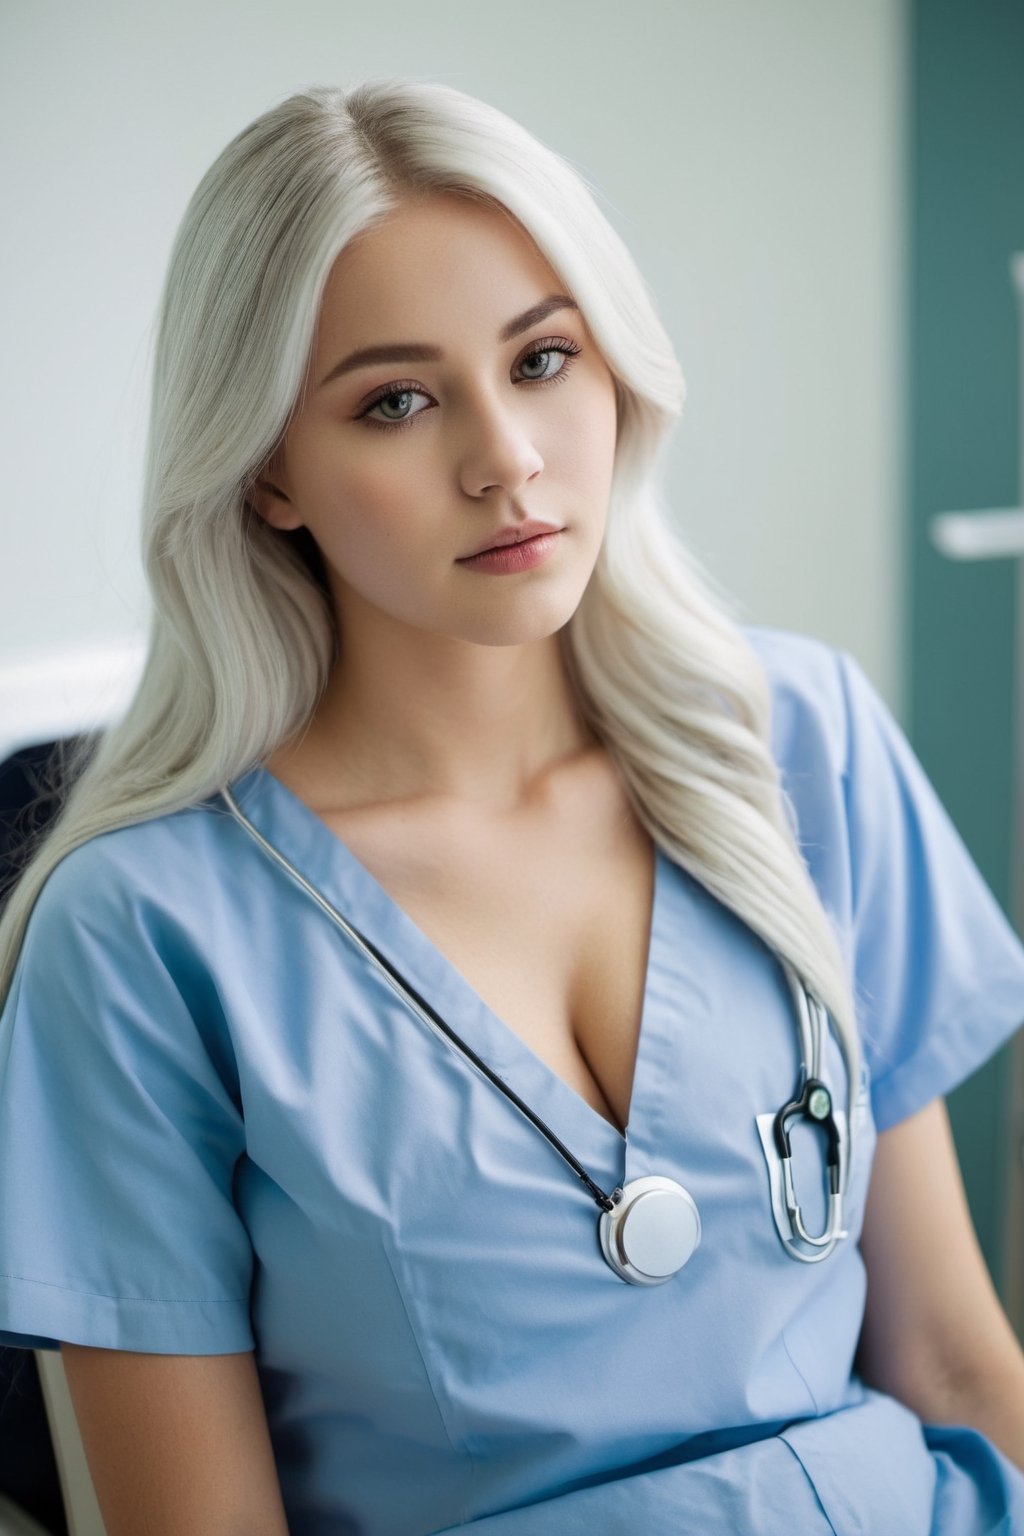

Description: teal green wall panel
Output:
[910,0,1023,1290]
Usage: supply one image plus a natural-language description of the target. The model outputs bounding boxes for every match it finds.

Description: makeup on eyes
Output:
[353,337,584,433]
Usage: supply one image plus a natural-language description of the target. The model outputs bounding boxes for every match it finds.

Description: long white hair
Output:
[0,78,860,1123]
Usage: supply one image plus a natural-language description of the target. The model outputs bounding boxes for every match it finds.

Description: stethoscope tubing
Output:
[219,786,620,1213]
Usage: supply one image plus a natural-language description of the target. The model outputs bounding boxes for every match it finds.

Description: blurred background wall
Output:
[0,0,906,700]
[2,1,1021,1317]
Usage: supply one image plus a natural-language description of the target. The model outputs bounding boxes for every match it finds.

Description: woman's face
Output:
[253,192,619,650]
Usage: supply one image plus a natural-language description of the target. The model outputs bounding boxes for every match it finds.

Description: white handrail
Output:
[34,1351,107,1536]
[931,508,1024,561]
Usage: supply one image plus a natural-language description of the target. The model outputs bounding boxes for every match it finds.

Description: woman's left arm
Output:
[855,1095,1024,1472]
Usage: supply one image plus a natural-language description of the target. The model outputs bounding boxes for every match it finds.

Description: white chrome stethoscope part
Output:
[598,1176,702,1285]
[760,962,852,1263]
[756,1107,849,1263]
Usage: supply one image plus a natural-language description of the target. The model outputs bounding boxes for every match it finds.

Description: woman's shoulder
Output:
[27,791,239,949]
[740,622,854,779]
[742,621,844,687]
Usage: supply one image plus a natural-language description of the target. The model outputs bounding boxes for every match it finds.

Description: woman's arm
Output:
[854,1095,1024,1472]
[61,1344,291,1535]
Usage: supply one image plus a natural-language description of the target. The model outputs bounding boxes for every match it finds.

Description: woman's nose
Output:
[456,391,545,499]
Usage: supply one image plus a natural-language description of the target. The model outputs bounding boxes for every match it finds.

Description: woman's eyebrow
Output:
[316,293,580,389]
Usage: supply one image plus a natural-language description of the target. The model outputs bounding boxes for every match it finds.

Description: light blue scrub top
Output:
[2,627,1024,1535]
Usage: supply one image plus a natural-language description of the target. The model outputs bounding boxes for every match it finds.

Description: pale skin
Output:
[62,191,1023,1534]
[256,189,619,812]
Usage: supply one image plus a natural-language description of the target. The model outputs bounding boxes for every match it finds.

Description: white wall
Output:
[1,0,907,732]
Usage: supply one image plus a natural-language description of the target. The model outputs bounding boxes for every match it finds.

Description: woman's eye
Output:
[356,339,583,434]
[361,387,431,430]
[515,337,583,387]
[516,344,578,382]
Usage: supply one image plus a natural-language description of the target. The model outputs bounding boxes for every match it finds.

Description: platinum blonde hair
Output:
[0,78,860,1124]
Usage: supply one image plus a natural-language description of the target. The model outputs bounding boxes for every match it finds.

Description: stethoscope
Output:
[220,786,852,1285]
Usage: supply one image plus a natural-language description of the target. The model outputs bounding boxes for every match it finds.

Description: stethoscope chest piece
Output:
[598,1175,702,1285]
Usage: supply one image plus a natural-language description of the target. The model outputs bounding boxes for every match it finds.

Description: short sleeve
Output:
[0,835,255,1354]
[837,647,1024,1131]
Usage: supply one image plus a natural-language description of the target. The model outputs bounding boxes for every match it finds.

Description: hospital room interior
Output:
[1,2,1022,1532]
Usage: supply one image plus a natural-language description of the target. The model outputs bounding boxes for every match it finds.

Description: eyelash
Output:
[355,338,583,433]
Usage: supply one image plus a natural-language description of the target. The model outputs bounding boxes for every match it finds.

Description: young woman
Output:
[1,79,1023,1536]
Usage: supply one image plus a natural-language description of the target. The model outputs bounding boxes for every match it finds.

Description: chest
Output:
[316,769,656,1136]
[234,774,875,1502]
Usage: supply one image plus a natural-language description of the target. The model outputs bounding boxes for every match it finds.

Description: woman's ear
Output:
[249,452,304,531]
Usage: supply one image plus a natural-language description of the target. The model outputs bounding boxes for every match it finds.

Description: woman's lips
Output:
[455,530,563,574]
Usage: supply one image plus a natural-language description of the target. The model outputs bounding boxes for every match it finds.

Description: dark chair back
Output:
[0,739,74,1535]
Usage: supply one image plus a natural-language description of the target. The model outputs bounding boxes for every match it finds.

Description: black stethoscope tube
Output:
[219,787,620,1213]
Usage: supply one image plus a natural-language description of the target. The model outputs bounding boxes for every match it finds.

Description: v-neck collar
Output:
[224,764,678,1189]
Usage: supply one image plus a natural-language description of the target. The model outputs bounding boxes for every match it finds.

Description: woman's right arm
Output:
[60,1343,291,1536]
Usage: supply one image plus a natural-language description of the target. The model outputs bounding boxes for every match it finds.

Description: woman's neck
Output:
[264,633,599,815]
